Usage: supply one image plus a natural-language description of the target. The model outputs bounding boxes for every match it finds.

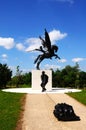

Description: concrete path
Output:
[22,93,86,130]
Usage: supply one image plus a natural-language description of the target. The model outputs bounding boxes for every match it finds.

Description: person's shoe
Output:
[42,89,44,92]
[44,88,46,90]
[42,88,46,92]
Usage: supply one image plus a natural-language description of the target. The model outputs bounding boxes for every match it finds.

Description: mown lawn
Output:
[0,90,25,130]
[67,90,86,105]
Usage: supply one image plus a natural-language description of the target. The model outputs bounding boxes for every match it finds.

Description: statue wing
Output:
[44,29,51,52]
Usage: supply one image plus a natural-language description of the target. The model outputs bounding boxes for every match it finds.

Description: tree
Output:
[22,72,31,85]
[52,63,80,88]
[0,63,12,88]
[52,69,62,87]
[16,66,23,87]
[79,71,86,88]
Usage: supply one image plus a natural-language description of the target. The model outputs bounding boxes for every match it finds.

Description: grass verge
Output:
[67,90,86,106]
[0,90,25,130]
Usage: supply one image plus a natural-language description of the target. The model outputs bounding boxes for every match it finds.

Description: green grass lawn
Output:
[0,90,25,130]
[67,90,86,106]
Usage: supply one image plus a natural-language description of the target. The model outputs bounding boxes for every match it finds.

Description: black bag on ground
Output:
[53,103,80,121]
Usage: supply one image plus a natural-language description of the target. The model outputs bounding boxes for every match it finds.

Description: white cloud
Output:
[25,29,67,52]
[21,69,31,73]
[1,54,8,62]
[0,37,15,49]
[39,0,74,4]
[8,66,15,70]
[72,58,86,62]
[16,43,25,51]
[25,38,41,52]
[58,58,67,63]
[2,54,8,58]
[49,29,67,43]
[52,0,74,4]
[44,64,61,70]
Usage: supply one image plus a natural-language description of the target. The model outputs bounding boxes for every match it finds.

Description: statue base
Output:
[32,70,52,91]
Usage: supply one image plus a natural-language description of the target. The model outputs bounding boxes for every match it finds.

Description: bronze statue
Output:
[34,29,60,69]
[40,71,48,92]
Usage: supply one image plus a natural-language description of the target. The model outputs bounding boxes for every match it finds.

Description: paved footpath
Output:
[22,93,86,130]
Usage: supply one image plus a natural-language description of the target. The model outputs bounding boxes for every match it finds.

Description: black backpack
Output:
[53,103,80,121]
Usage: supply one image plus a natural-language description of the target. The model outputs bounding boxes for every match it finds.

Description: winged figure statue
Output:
[34,29,60,69]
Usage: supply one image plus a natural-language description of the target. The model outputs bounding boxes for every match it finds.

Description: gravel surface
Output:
[22,93,86,130]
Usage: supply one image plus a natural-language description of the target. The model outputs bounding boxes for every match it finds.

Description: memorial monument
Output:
[32,29,60,92]
[34,29,60,70]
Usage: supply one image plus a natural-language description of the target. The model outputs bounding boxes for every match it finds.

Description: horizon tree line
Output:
[0,63,86,89]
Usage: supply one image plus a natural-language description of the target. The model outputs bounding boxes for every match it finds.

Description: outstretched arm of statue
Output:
[35,46,45,53]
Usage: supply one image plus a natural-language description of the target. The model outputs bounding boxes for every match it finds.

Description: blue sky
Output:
[0,0,86,75]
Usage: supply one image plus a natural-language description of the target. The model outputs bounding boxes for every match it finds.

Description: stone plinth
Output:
[32,70,52,91]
